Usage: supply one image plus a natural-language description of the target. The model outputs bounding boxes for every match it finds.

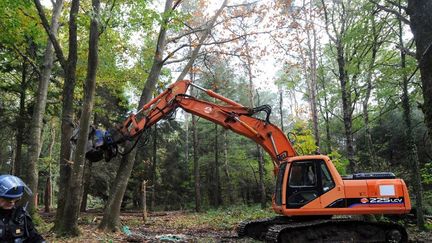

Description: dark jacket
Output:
[0,206,45,243]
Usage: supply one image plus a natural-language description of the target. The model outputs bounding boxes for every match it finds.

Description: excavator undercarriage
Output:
[237,216,407,243]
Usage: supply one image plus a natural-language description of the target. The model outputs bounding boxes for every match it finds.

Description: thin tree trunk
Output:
[60,0,99,235]
[363,13,378,165]
[176,0,228,81]
[214,124,222,206]
[192,110,201,212]
[151,126,157,211]
[244,40,266,209]
[321,0,355,171]
[305,1,320,150]
[319,75,332,153]
[222,130,234,203]
[99,0,174,232]
[142,181,147,222]
[279,89,284,132]
[337,43,355,172]
[80,159,92,212]
[44,121,56,213]
[14,60,27,177]
[26,0,63,213]
[255,91,266,209]
[44,177,51,213]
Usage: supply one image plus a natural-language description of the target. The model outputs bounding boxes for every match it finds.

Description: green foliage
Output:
[168,204,274,231]
[291,120,317,155]
[327,150,349,175]
[0,0,45,46]
[1,0,429,225]
[421,163,432,184]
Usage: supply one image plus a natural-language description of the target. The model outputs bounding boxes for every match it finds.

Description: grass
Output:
[154,204,275,231]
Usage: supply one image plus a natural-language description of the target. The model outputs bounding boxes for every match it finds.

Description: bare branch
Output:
[167,27,207,44]
[395,44,416,57]
[320,0,337,43]
[370,0,410,24]
[33,0,67,70]
[164,56,191,65]
[226,1,260,8]
[385,0,407,11]
[176,0,228,81]
[203,30,272,46]
[161,44,188,63]
[207,50,251,58]
[99,0,117,36]
[172,0,182,10]
[11,44,42,77]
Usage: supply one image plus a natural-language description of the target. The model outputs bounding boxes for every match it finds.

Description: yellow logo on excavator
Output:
[172,86,179,94]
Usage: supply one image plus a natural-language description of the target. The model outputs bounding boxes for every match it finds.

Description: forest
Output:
[0,0,431,242]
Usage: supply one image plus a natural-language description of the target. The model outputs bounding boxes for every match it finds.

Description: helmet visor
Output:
[0,176,32,198]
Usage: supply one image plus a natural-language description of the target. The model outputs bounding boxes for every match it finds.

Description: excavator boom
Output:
[84,80,410,243]
[108,80,296,172]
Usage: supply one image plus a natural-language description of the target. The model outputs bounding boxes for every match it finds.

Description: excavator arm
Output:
[91,80,296,172]
[84,79,411,243]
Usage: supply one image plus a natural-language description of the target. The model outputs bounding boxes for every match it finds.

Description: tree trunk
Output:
[407,0,432,147]
[279,89,284,132]
[44,121,56,213]
[60,0,99,235]
[192,112,201,212]
[255,92,266,209]
[337,43,355,172]
[319,76,332,154]
[321,0,355,170]
[99,149,136,231]
[98,0,174,232]
[142,181,147,222]
[54,0,80,232]
[213,124,222,206]
[14,60,27,177]
[176,0,228,81]
[222,130,234,203]
[402,4,426,228]
[151,126,157,211]
[363,13,378,166]
[244,39,266,209]
[305,4,320,150]
[80,159,92,212]
[257,145,266,208]
[26,0,63,213]
[44,177,51,213]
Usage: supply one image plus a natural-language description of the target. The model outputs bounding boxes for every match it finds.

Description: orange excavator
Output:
[86,80,411,242]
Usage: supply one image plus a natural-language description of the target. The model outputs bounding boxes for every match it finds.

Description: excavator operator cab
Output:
[283,159,336,209]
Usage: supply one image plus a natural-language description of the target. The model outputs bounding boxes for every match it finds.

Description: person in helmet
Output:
[0,175,45,243]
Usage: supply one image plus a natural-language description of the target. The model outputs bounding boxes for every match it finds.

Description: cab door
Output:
[286,160,320,208]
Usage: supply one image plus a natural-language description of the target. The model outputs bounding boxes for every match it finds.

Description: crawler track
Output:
[238,217,408,243]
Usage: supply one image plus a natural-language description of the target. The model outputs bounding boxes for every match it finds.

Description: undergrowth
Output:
[166,204,274,231]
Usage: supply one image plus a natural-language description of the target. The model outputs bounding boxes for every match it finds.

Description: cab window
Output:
[320,161,335,192]
[288,161,316,187]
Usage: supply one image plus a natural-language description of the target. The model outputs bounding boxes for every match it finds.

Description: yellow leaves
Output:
[189,66,201,74]
[191,41,199,48]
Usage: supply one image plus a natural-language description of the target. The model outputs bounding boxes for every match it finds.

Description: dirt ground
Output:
[41,211,431,243]
[42,211,255,243]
